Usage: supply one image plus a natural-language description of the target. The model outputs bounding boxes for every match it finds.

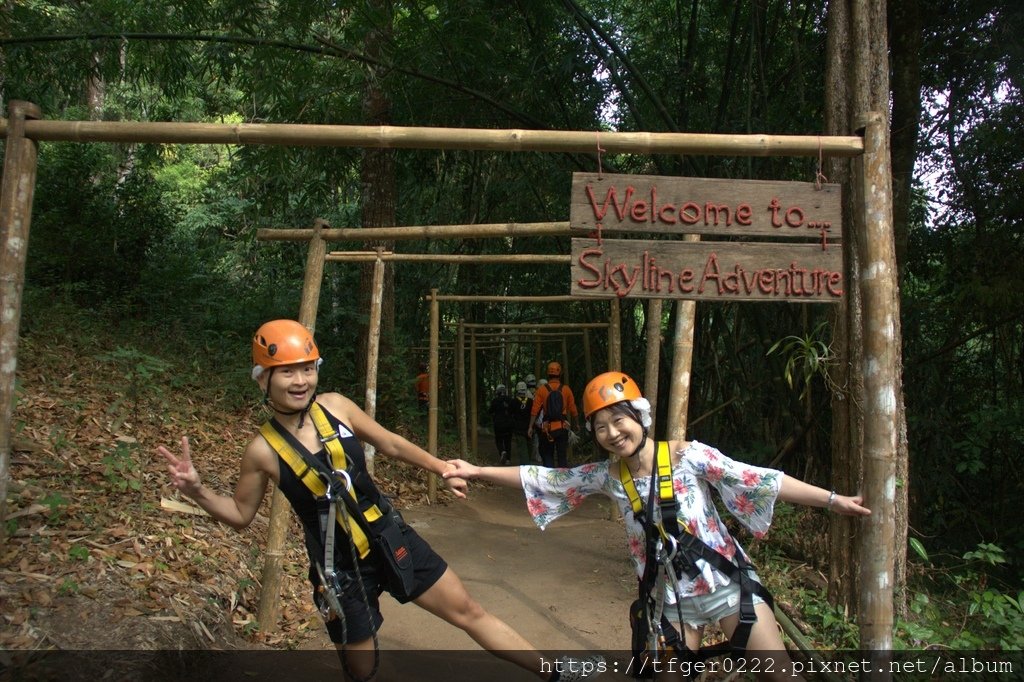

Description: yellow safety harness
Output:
[260,402,384,558]
[618,441,772,677]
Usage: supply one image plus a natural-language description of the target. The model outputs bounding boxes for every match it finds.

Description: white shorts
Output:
[665,579,766,629]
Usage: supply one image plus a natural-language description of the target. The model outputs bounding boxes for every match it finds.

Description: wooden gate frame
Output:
[0,109,896,654]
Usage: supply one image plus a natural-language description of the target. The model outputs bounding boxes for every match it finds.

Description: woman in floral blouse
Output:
[446,371,870,678]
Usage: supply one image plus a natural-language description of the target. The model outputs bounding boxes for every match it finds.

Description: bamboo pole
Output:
[644,299,664,437]
[0,101,41,547]
[857,111,899,659]
[428,289,440,503]
[608,299,622,370]
[456,321,467,459]
[457,331,588,339]
[0,118,865,157]
[362,248,386,477]
[665,234,702,440]
[461,322,610,330]
[582,330,593,383]
[258,219,326,633]
[268,223,568,242]
[429,295,577,303]
[470,332,479,458]
[327,251,569,264]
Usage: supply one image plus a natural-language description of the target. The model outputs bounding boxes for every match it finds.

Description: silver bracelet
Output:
[826,490,836,510]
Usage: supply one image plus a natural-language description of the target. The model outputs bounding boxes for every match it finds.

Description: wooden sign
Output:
[570,172,841,239]
[571,238,843,302]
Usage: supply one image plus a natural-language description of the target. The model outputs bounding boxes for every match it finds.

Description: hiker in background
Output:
[489,384,515,465]
[511,381,534,465]
[527,362,578,468]
[444,371,870,681]
[414,363,430,414]
[157,320,600,682]
[531,378,547,463]
[525,374,541,463]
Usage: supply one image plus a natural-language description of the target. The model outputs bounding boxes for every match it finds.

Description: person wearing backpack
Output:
[527,362,578,467]
[489,384,515,465]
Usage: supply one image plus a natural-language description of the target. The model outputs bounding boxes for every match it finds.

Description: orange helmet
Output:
[252,320,319,372]
[583,371,643,418]
[547,361,562,377]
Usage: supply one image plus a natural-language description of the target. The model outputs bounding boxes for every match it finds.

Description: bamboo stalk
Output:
[264,222,568,242]
[428,295,577,303]
[259,220,326,634]
[0,101,41,548]
[327,251,570,263]
[0,118,864,157]
[460,322,609,329]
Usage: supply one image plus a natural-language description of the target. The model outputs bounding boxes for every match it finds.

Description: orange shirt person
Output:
[527,362,578,467]
[414,364,429,413]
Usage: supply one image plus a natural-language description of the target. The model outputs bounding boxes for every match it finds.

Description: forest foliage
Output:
[2,0,1023,648]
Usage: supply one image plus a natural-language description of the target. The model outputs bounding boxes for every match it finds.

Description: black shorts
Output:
[314,521,448,644]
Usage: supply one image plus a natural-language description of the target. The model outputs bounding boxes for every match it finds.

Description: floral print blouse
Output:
[519,440,782,599]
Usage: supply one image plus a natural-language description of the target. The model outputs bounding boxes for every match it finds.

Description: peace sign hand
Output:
[157,436,203,498]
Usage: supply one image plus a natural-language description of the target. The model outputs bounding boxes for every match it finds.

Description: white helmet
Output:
[525,373,537,388]
[496,384,507,395]
[515,381,528,395]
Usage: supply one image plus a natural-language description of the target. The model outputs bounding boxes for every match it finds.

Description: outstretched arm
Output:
[326,393,468,499]
[778,474,871,516]
[444,459,526,489]
[157,436,269,530]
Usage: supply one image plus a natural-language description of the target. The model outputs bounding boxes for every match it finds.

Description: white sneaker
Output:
[553,654,604,681]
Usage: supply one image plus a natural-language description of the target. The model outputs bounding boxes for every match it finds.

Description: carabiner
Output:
[657,531,679,563]
[332,468,353,493]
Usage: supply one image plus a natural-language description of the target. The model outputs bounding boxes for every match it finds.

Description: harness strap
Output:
[621,441,775,658]
[260,403,384,558]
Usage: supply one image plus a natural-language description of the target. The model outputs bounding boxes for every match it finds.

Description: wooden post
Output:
[666,299,697,441]
[258,219,326,633]
[644,299,664,436]
[582,330,593,384]
[665,232,701,441]
[857,111,899,659]
[608,299,622,370]
[0,101,41,546]
[363,247,386,476]
[531,340,540,380]
[428,288,440,503]
[470,332,478,458]
[561,336,569,384]
[457,320,467,458]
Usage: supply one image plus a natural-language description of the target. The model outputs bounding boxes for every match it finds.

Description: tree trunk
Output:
[824,0,864,619]
[827,0,909,655]
[886,0,921,620]
[356,1,397,420]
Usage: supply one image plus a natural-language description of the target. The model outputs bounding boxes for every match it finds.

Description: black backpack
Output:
[544,384,564,423]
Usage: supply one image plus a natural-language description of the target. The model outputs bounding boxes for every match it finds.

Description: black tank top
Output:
[271,404,387,578]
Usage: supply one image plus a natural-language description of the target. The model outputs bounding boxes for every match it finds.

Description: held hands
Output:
[156,436,203,498]
[443,469,468,499]
[443,459,481,482]
[829,493,871,517]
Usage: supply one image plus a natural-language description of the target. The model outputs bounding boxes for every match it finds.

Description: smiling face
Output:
[259,360,319,412]
[590,402,645,459]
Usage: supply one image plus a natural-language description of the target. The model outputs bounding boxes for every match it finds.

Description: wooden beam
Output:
[327,251,570,264]
[0,118,865,157]
[263,222,568,242]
